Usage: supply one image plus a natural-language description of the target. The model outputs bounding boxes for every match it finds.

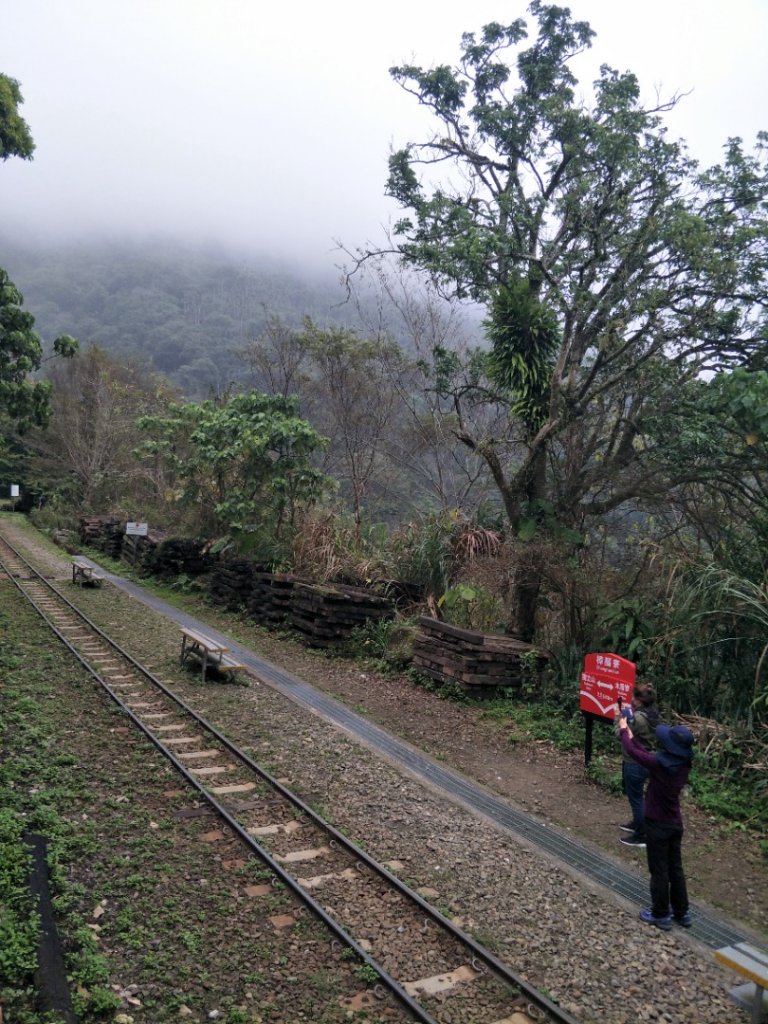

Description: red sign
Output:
[579,652,636,719]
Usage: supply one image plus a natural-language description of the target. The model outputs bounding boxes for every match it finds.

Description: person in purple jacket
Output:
[618,715,696,930]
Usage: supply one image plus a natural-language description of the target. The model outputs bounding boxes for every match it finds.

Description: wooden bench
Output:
[71,559,104,587]
[715,943,768,1022]
[180,627,244,683]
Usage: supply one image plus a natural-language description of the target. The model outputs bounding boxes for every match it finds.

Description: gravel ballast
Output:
[1,516,761,1023]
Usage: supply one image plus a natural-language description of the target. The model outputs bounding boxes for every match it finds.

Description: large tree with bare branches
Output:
[353,2,768,638]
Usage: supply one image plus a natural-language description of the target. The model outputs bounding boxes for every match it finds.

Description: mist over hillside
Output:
[2,235,476,398]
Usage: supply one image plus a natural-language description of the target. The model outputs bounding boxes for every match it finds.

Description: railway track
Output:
[1,532,580,1024]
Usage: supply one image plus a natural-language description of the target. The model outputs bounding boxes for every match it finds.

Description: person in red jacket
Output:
[618,715,695,930]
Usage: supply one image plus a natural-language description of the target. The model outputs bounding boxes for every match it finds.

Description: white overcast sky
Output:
[1,0,766,268]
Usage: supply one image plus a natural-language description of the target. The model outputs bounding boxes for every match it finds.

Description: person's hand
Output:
[620,718,634,740]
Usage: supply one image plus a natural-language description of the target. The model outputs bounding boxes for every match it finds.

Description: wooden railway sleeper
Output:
[1,530,580,1024]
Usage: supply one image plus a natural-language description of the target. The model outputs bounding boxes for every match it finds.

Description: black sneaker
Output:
[620,836,646,848]
[619,823,635,833]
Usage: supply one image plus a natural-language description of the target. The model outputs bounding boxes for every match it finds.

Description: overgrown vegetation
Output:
[0,629,119,1021]
[3,6,768,823]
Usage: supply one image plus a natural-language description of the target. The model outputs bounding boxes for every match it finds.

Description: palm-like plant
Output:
[668,564,768,719]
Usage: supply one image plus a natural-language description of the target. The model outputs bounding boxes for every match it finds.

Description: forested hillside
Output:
[0,236,380,395]
[0,232,490,527]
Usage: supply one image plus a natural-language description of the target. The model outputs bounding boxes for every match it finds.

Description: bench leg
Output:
[732,982,768,1024]
[753,984,766,1024]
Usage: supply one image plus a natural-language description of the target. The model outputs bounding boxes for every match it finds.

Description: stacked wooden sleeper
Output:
[249,572,302,627]
[289,581,392,648]
[412,616,548,692]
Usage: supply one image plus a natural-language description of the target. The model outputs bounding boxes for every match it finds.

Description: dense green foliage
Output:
[1,73,78,433]
[0,805,39,989]
[136,390,329,552]
[485,278,560,434]
[0,268,78,431]
[372,1,768,640]
[0,73,34,161]
[0,638,118,1021]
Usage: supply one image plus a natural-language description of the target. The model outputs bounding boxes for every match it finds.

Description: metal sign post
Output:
[125,522,149,571]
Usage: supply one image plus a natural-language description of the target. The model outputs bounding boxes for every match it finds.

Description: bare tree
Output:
[26,346,174,512]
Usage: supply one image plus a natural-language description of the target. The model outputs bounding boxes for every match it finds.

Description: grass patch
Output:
[480,698,614,753]
[0,603,120,1022]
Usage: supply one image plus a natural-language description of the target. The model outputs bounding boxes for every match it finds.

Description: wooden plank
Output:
[218,656,245,673]
[417,616,486,645]
[180,627,226,653]
[416,616,549,657]
[715,944,768,987]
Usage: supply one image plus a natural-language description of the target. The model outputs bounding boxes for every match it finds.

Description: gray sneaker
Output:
[640,909,672,930]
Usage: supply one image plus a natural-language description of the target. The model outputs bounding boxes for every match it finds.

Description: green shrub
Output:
[481,699,592,751]
[438,583,505,633]
[346,616,416,673]
[689,761,768,827]
[389,514,453,600]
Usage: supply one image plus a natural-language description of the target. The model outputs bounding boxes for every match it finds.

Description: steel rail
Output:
[1,539,439,1024]
[1,532,580,1024]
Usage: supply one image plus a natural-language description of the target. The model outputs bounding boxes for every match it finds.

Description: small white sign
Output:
[125,521,148,537]
[10,484,19,498]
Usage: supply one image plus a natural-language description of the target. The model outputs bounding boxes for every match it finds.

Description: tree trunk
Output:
[513,445,548,641]
[514,563,541,642]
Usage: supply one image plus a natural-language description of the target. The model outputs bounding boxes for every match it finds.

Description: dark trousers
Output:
[645,818,688,918]
[622,761,649,839]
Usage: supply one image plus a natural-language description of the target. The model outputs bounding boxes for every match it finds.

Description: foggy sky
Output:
[1,0,766,270]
